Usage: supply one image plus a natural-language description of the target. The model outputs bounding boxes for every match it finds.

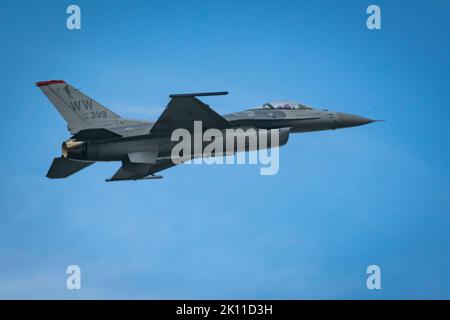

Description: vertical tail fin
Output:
[36,80,121,134]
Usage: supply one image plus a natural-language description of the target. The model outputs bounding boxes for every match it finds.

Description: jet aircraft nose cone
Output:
[336,112,374,128]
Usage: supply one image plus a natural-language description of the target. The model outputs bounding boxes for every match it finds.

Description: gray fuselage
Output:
[63,105,374,162]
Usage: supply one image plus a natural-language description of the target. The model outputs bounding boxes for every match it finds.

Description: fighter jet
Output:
[36,80,378,181]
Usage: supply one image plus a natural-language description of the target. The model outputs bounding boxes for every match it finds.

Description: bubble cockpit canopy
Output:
[260,100,313,110]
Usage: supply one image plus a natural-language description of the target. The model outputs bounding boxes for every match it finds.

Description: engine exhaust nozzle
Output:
[62,139,86,160]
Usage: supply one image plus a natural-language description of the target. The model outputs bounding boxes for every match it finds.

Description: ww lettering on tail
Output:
[68,99,93,112]
[82,99,93,110]
[69,100,81,111]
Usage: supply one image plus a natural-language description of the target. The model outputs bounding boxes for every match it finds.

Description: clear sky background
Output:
[0,0,449,299]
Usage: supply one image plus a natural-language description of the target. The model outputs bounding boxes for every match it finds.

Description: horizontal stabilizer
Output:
[47,157,94,179]
[71,128,122,141]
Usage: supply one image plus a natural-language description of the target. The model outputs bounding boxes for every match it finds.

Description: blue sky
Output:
[0,0,449,299]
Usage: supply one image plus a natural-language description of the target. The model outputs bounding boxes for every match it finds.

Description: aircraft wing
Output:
[150,95,230,133]
[106,159,176,182]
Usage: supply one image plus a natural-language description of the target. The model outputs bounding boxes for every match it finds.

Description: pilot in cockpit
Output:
[261,100,313,110]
